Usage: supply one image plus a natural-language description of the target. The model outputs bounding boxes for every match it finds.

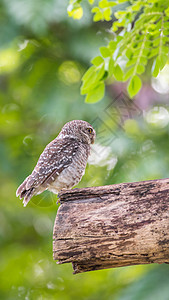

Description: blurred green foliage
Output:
[0,0,169,299]
[69,0,169,100]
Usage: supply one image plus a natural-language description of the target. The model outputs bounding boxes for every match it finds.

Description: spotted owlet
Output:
[16,120,96,207]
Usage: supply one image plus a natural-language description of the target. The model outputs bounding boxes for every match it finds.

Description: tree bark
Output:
[53,178,169,274]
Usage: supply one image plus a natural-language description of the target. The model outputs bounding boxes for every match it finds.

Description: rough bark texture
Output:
[53,178,169,274]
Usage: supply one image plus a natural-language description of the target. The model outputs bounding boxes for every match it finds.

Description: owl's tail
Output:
[16,178,35,207]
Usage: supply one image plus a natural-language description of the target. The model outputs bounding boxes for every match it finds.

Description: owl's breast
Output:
[48,143,90,193]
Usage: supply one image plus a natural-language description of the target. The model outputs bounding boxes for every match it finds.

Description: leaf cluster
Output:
[68,0,169,101]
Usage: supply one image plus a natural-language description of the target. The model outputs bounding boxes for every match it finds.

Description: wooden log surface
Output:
[53,178,169,274]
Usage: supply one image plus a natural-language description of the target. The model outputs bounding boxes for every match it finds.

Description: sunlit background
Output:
[1,0,169,299]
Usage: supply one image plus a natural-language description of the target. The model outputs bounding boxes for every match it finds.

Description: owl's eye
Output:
[87,128,92,134]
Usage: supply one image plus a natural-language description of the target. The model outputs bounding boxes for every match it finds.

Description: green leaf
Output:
[148,47,159,58]
[109,1,116,7]
[102,70,108,80]
[123,67,135,81]
[132,2,142,11]
[108,58,114,76]
[103,7,112,21]
[137,64,145,75]
[91,56,104,66]
[152,49,168,78]
[126,58,138,67]
[152,57,160,77]
[92,7,103,21]
[114,11,126,19]
[127,75,142,98]
[67,4,83,19]
[165,7,169,16]
[88,0,95,4]
[114,64,123,81]
[91,7,100,13]
[82,65,96,81]
[100,46,111,58]
[109,41,117,52]
[93,11,103,21]
[81,64,105,94]
[99,0,109,8]
[85,82,105,103]
[126,48,133,60]
[159,52,168,70]
[99,0,115,8]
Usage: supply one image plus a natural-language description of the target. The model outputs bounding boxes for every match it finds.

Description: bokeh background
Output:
[1,0,169,299]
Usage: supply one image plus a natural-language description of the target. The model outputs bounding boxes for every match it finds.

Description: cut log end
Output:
[53,179,169,274]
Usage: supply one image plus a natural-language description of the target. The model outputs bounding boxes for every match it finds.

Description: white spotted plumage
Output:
[16,120,96,207]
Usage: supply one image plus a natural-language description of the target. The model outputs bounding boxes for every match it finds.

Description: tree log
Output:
[53,178,169,274]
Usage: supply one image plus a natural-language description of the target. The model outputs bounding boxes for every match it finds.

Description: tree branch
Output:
[53,178,169,274]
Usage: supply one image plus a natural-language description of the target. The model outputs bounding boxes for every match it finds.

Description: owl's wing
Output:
[25,137,79,190]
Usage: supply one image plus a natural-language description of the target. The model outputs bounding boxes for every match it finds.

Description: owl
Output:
[16,120,96,207]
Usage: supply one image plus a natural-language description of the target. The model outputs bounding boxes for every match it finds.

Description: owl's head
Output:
[59,120,96,145]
